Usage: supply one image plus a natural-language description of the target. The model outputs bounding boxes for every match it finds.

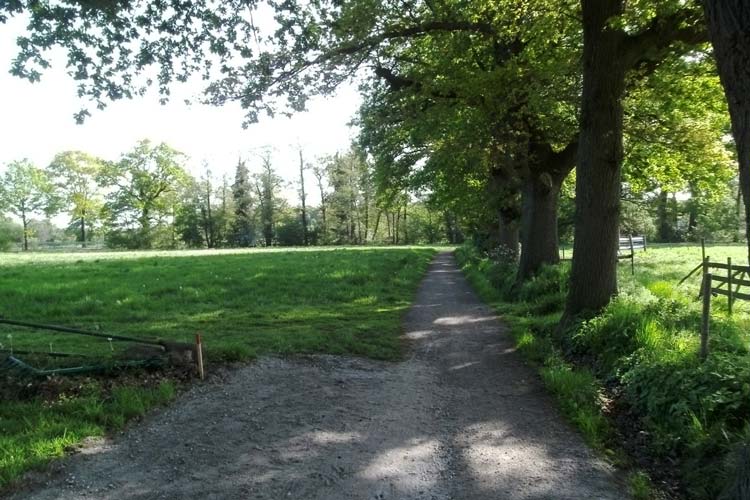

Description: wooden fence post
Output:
[701,273,712,361]
[728,257,734,316]
[699,256,710,298]
[195,333,205,380]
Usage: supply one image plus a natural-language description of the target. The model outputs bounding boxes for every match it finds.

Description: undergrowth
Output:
[456,243,750,500]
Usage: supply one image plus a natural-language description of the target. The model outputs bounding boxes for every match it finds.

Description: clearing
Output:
[5,252,624,500]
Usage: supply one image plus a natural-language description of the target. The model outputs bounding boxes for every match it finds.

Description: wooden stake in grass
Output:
[195,333,205,380]
[701,273,712,361]
[728,257,734,316]
[629,235,635,276]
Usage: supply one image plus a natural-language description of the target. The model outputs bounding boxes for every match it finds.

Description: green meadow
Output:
[0,247,436,489]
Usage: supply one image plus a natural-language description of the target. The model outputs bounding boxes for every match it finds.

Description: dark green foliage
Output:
[0,217,22,251]
[517,264,569,314]
[99,140,189,250]
[275,213,306,246]
[231,159,256,247]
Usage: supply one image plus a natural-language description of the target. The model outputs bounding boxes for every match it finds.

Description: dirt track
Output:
[7,251,627,499]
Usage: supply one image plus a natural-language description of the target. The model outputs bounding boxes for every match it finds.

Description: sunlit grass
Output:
[0,381,176,487]
[0,246,436,489]
[0,247,436,361]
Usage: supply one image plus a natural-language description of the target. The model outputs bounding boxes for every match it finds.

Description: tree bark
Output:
[565,0,626,317]
[737,183,743,243]
[704,1,750,263]
[516,140,576,282]
[517,172,563,282]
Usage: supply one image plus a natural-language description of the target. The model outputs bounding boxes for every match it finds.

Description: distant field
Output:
[0,247,438,362]
[560,242,749,289]
[0,246,437,488]
[618,243,750,297]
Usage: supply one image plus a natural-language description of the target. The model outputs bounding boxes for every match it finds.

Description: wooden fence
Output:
[680,253,750,360]
[560,235,646,273]
[618,235,646,275]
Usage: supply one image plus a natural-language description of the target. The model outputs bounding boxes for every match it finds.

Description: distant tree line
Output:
[0,140,459,251]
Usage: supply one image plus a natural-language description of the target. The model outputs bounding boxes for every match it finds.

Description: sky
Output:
[0,15,363,206]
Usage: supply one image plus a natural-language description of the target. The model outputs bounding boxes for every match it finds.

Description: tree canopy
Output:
[3,0,748,315]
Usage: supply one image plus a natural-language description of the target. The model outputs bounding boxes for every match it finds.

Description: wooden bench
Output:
[618,235,646,275]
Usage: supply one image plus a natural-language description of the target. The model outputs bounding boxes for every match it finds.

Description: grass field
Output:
[0,246,437,489]
[0,247,438,361]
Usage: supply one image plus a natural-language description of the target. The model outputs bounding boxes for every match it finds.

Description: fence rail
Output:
[617,235,647,275]
[682,253,750,360]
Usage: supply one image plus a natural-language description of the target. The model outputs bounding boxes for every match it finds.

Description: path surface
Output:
[8,252,626,500]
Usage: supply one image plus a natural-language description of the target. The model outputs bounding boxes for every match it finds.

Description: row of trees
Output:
[3,0,749,319]
[0,141,457,250]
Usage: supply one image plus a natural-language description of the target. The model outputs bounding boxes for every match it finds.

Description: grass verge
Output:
[457,243,750,500]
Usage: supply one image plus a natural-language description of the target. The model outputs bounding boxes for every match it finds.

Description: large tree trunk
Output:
[704,1,750,263]
[565,0,626,317]
[517,172,562,282]
[80,215,87,248]
[515,140,576,282]
[737,184,743,243]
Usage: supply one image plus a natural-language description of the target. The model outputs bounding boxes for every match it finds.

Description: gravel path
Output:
[7,251,627,500]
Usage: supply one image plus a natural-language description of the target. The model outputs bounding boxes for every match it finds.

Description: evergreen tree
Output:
[231,159,256,247]
[254,153,284,247]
